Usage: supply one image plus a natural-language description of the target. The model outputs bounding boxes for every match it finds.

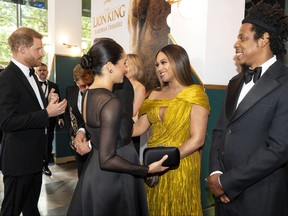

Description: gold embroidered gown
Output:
[139,85,210,216]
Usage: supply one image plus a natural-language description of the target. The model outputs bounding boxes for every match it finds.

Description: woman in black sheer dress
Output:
[67,38,168,216]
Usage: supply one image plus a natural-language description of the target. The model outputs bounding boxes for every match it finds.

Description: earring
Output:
[109,69,113,73]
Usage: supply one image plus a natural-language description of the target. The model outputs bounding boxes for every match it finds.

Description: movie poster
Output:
[91,0,170,91]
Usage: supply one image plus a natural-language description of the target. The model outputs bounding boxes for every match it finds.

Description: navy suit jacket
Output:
[209,60,288,215]
[0,61,49,176]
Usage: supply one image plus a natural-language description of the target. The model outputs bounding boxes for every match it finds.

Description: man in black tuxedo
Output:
[35,63,65,176]
[0,27,67,216]
[64,64,94,177]
[206,2,288,216]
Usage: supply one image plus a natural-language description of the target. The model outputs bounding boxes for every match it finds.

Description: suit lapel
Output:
[10,63,42,108]
[225,74,243,121]
[32,74,48,107]
[230,61,282,123]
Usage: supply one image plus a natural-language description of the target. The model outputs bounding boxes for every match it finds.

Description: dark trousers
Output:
[0,172,42,216]
[43,129,54,166]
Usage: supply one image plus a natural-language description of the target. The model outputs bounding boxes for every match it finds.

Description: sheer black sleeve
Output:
[97,96,148,177]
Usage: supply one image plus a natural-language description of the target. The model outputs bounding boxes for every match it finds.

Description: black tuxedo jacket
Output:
[64,85,84,139]
[47,80,61,131]
[0,61,49,176]
[209,60,288,215]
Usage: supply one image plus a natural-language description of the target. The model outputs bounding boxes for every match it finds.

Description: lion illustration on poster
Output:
[128,0,170,91]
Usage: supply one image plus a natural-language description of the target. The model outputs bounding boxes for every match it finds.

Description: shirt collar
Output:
[260,55,277,76]
[11,59,31,77]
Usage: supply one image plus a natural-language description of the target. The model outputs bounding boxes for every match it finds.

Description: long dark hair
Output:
[81,38,124,76]
[156,44,195,87]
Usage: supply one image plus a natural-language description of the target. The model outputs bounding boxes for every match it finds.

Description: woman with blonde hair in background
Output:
[126,54,146,122]
[126,54,147,156]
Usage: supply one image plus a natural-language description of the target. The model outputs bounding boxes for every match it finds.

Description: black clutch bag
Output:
[143,146,180,168]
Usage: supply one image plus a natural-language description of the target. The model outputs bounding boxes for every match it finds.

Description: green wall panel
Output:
[201,87,227,216]
[51,55,81,159]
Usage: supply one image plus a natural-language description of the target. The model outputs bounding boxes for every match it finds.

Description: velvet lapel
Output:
[230,61,282,123]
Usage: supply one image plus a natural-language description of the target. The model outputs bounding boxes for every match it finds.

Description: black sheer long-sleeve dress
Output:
[67,84,149,216]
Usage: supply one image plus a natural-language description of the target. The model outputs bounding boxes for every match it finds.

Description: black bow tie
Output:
[39,81,47,86]
[243,67,262,84]
[29,68,35,76]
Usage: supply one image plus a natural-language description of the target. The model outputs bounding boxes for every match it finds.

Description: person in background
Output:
[126,54,146,122]
[0,27,67,216]
[68,37,168,216]
[126,53,146,155]
[0,65,4,150]
[206,2,288,216]
[35,62,64,176]
[133,44,210,216]
[64,64,94,177]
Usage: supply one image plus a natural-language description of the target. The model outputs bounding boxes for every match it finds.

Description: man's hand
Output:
[48,88,59,103]
[74,131,86,144]
[73,131,91,155]
[205,173,230,203]
[46,98,67,117]
[46,89,67,117]
[75,141,91,155]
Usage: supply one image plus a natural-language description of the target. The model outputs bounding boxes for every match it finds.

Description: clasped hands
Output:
[73,130,91,155]
[205,173,231,204]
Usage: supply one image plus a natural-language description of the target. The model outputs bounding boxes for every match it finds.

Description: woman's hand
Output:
[148,155,169,173]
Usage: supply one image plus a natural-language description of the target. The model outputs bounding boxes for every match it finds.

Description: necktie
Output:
[243,67,262,84]
[29,68,35,76]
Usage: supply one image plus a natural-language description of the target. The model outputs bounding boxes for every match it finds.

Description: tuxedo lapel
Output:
[32,74,48,107]
[11,64,42,108]
[230,61,282,123]
[71,87,82,118]
[225,74,243,121]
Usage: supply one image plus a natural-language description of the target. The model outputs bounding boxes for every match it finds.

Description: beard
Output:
[25,55,42,68]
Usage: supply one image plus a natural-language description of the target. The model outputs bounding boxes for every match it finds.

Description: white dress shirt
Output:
[12,59,44,109]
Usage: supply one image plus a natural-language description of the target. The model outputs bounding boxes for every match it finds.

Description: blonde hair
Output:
[127,54,144,80]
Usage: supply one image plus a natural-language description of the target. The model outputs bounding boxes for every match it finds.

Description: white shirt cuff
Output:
[77,128,86,134]
[210,171,223,188]
[88,140,92,149]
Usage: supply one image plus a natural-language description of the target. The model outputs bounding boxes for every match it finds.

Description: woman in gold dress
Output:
[133,44,210,216]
